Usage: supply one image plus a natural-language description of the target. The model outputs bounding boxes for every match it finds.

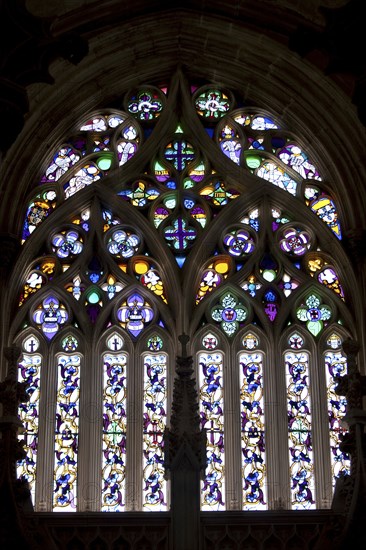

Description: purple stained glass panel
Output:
[199,352,225,510]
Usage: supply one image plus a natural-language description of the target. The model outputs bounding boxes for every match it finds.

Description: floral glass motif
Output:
[199,180,240,206]
[278,273,299,297]
[102,352,128,511]
[285,351,315,509]
[107,229,140,258]
[22,190,57,243]
[288,333,305,350]
[277,144,321,180]
[195,89,231,120]
[117,293,154,337]
[280,227,311,256]
[211,292,248,337]
[256,162,297,196]
[239,351,267,509]
[102,210,122,232]
[65,274,84,301]
[164,140,195,171]
[17,343,42,504]
[296,293,332,336]
[196,259,230,304]
[64,163,102,199]
[101,275,124,300]
[199,352,225,510]
[143,353,167,510]
[324,340,350,483]
[164,217,197,250]
[147,335,163,351]
[127,90,163,120]
[241,208,260,232]
[202,333,218,350]
[33,296,68,339]
[223,229,255,257]
[241,275,262,298]
[51,230,83,258]
[271,208,291,232]
[118,181,160,207]
[53,354,80,511]
[72,207,91,232]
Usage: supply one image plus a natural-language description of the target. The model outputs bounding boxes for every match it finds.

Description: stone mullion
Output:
[224,350,241,510]
[126,348,142,511]
[311,350,333,508]
[36,349,58,511]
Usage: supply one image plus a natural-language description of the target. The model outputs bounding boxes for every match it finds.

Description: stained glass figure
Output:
[22,190,57,243]
[223,229,255,257]
[324,339,350,483]
[211,292,248,337]
[102,353,127,511]
[256,162,297,195]
[296,294,332,336]
[107,229,141,259]
[51,230,83,258]
[277,144,321,180]
[219,125,242,164]
[127,89,164,120]
[117,293,154,337]
[17,345,42,504]
[279,227,311,256]
[64,164,102,198]
[33,296,68,339]
[143,353,167,510]
[242,333,259,350]
[61,335,78,352]
[199,352,225,510]
[53,354,80,511]
[239,351,267,509]
[41,146,80,183]
[147,335,163,351]
[195,89,231,120]
[285,351,315,509]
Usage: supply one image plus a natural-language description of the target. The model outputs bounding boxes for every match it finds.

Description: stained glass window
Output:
[12,75,355,515]
[199,350,225,510]
[143,353,167,510]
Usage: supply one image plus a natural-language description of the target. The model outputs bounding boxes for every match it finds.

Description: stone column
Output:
[164,334,206,550]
